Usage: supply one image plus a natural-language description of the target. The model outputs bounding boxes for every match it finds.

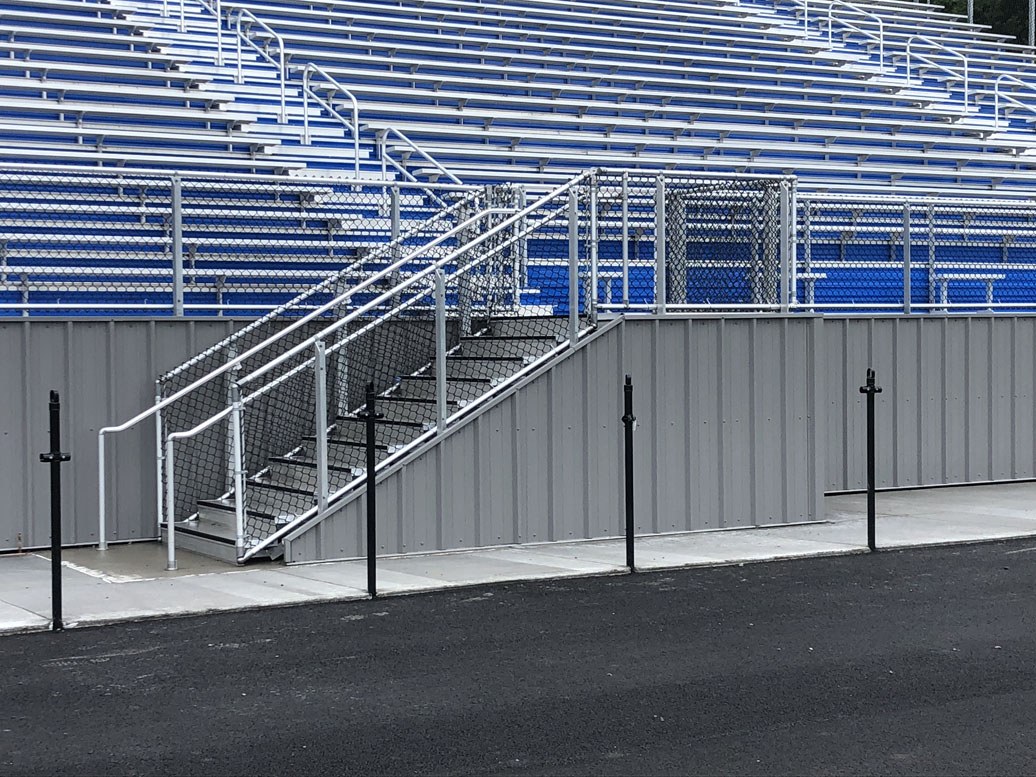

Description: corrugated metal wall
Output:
[285,316,825,563]
[823,316,1036,491]
[0,319,242,551]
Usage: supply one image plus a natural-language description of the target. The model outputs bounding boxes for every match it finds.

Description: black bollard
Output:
[859,368,883,552]
[621,375,636,572]
[357,382,383,598]
[39,390,71,631]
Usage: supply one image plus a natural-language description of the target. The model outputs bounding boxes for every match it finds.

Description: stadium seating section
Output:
[4,0,1036,313]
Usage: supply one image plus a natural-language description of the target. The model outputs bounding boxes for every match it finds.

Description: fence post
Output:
[39,390,70,632]
[358,383,383,598]
[435,269,448,431]
[859,368,883,552]
[621,172,630,306]
[903,203,912,315]
[589,176,599,325]
[314,340,330,515]
[654,175,667,315]
[779,180,791,313]
[621,375,636,573]
[568,187,580,346]
[171,175,184,317]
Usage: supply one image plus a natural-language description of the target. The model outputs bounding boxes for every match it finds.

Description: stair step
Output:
[171,519,241,563]
[390,375,492,403]
[479,316,568,339]
[439,355,529,381]
[331,418,427,447]
[457,334,560,359]
[295,439,393,469]
[264,456,362,492]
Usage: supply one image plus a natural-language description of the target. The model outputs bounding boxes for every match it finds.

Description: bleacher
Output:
[4,0,1036,314]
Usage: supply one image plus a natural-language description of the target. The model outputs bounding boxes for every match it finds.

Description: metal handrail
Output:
[194,0,223,65]
[992,74,1036,130]
[96,188,485,549]
[301,63,360,178]
[237,184,587,560]
[827,0,886,72]
[905,35,969,111]
[379,127,464,186]
[230,7,287,123]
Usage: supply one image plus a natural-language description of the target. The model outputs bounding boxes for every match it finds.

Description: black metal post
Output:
[358,382,383,599]
[39,390,71,632]
[621,375,636,572]
[859,368,882,552]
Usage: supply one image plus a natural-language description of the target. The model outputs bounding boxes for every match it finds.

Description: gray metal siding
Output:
[821,316,1036,492]
[286,317,824,563]
[0,319,241,551]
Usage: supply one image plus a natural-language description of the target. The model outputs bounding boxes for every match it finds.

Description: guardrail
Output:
[906,35,970,111]
[230,7,286,123]
[992,73,1036,130]
[827,0,886,72]
[301,63,360,178]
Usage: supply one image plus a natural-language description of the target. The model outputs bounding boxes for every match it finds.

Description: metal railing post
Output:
[171,175,184,317]
[214,0,223,66]
[164,436,177,571]
[230,384,246,557]
[155,391,164,535]
[434,269,448,431]
[779,180,791,313]
[928,203,936,308]
[589,177,599,324]
[97,432,107,550]
[903,203,912,315]
[654,175,667,315]
[568,187,580,346]
[621,171,630,306]
[313,340,329,514]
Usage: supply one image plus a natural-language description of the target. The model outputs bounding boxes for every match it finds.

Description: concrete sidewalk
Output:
[4,482,1036,635]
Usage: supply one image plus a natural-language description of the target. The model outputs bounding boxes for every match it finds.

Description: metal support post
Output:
[357,383,383,598]
[40,390,70,632]
[654,176,667,315]
[621,375,636,573]
[314,341,330,515]
[927,204,936,309]
[390,185,401,254]
[621,172,630,306]
[589,179,599,324]
[171,175,184,317]
[779,181,791,313]
[164,436,177,571]
[155,391,164,535]
[97,432,107,550]
[568,188,580,346]
[230,385,246,557]
[1031,0,1034,47]
[434,270,448,431]
[859,369,883,552]
[967,0,974,24]
[903,203,912,315]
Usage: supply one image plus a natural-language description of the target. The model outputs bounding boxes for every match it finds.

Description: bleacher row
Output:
[4,0,1036,313]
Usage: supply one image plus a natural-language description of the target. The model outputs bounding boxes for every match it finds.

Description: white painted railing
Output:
[230,7,287,123]
[992,73,1036,130]
[826,0,886,72]
[905,35,970,111]
[301,63,360,178]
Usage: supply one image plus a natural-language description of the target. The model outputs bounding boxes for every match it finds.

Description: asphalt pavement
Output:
[4,539,1036,776]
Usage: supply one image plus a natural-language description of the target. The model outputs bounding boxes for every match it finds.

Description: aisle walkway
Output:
[3,482,1036,634]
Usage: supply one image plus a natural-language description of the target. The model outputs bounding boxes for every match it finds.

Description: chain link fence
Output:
[798,195,1036,312]
[0,169,480,316]
[593,172,793,312]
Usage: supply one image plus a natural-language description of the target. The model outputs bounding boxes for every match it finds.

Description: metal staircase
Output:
[179,316,567,561]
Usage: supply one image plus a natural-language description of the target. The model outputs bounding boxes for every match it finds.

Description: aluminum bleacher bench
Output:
[932,272,1006,309]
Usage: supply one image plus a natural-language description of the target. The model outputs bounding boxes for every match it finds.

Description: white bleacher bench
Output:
[933,272,1005,309]
[796,271,828,306]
